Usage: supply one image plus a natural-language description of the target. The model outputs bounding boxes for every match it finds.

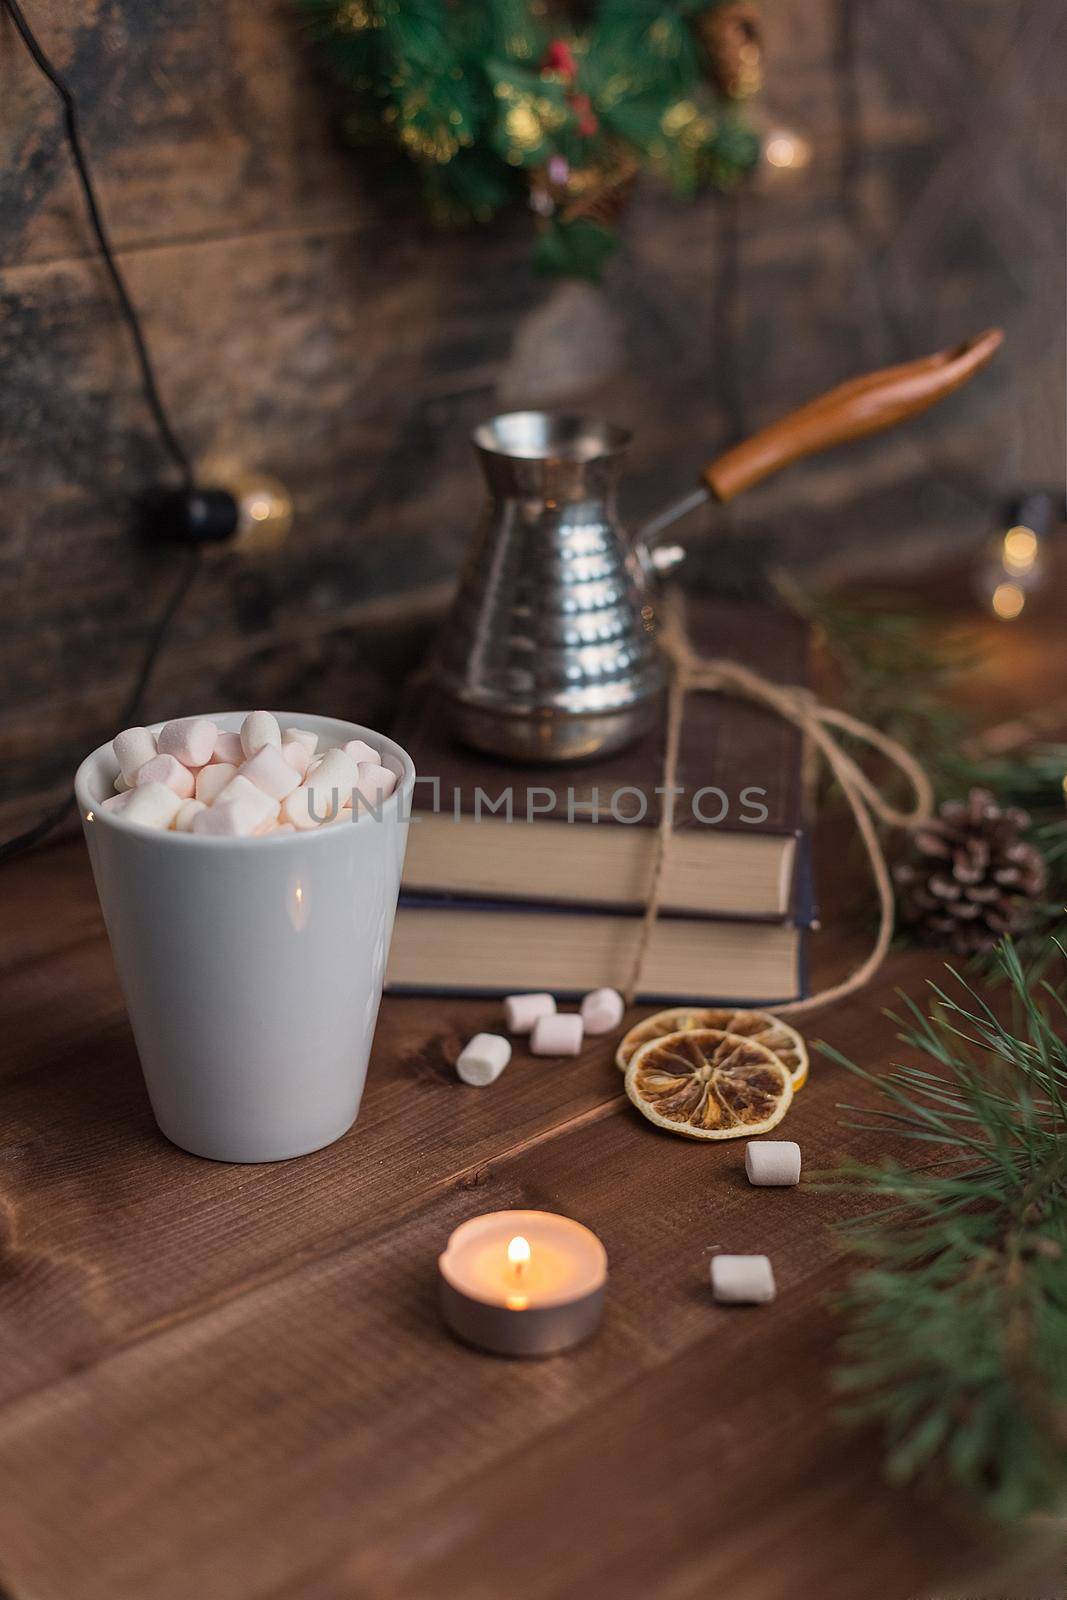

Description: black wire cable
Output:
[1,0,202,860]
[2,0,194,490]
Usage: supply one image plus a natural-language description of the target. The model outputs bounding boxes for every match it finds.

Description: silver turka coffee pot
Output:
[435,331,1002,763]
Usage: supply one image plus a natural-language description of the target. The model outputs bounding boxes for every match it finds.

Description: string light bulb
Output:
[226,471,294,553]
[978,492,1058,621]
[762,127,812,171]
[746,104,814,188]
[143,468,293,552]
[990,580,1026,621]
[1001,524,1039,576]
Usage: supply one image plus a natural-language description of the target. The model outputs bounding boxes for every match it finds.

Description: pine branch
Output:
[295,0,758,272]
[816,943,1067,1520]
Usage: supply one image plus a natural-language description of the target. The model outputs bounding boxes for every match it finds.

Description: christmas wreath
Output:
[298,0,762,277]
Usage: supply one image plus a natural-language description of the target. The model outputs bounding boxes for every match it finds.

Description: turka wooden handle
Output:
[701,328,1004,504]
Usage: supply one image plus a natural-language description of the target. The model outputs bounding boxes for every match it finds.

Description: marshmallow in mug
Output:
[157,716,217,769]
[100,712,397,836]
[112,726,157,785]
[354,763,399,811]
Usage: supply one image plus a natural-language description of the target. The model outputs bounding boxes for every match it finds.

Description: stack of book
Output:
[387,598,813,1006]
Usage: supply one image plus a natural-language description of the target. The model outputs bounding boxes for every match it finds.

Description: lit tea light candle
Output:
[438,1209,607,1357]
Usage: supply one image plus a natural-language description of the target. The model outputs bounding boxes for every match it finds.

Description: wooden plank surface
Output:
[0,840,982,1600]
[3,555,1067,1597]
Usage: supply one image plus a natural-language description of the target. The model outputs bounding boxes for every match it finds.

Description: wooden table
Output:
[2,578,1065,1600]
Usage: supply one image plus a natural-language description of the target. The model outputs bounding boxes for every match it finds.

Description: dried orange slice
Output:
[625,1028,793,1140]
[616,1006,808,1091]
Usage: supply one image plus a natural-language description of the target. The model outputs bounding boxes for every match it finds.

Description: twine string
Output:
[625,593,935,1014]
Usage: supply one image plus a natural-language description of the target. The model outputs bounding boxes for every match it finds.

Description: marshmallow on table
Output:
[157,717,217,769]
[174,798,207,832]
[240,710,282,759]
[210,730,244,766]
[195,762,238,805]
[354,762,398,810]
[456,1033,511,1087]
[580,988,624,1035]
[101,782,183,831]
[112,726,157,785]
[241,744,302,802]
[135,754,195,799]
[745,1141,802,1187]
[710,1255,776,1305]
[531,1013,584,1057]
[504,993,556,1034]
[343,738,380,766]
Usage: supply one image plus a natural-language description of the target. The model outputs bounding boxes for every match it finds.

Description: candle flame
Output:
[507,1235,531,1269]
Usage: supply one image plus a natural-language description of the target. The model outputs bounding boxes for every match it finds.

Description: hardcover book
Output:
[387,865,813,1005]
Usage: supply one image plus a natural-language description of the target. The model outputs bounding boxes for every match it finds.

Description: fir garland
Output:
[819,943,1067,1521]
[297,0,760,278]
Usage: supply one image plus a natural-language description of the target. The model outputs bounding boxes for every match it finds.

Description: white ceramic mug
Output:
[74,712,415,1163]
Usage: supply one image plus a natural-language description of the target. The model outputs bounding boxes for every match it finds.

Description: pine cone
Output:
[894,788,1048,956]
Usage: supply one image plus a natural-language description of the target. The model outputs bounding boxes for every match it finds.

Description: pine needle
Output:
[816,944,1067,1521]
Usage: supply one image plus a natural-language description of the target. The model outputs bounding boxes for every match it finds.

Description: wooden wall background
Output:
[2,0,1064,834]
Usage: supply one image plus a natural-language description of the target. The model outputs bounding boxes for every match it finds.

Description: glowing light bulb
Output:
[991,581,1025,620]
[763,128,812,170]
[235,474,293,549]
[1002,524,1038,575]
[199,460,294,553]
